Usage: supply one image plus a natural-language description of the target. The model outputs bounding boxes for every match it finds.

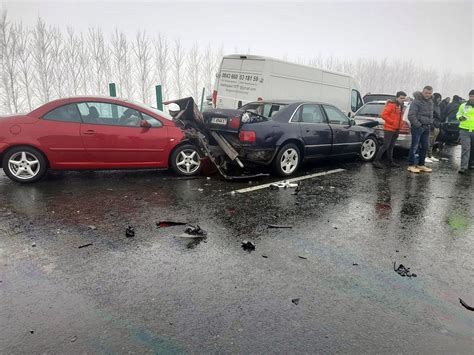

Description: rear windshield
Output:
[240,103,287,119]
[356,103,385,117]
[363,95,395,103]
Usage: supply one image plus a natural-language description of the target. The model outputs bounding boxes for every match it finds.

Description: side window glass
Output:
[77,102,141,127]
[141,113,163,128]
[323,105,350,125]
[301,105,325,123]
[43,104,81,123]
[351,90,361,112]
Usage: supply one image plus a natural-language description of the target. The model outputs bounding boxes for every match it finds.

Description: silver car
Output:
[353,100,412,150]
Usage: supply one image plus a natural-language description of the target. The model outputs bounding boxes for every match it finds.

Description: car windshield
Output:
[240,103,288,119]
[356,103,385,117]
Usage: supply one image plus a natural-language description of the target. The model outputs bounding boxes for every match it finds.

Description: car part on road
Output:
[459,298,474,311]
[2,146,48,183]
[393,262,417,278]
[298,256,308,260]
[291,298,300,305]
[270,181,299,189]
[268,224,293,229]
[241,241,255,252]
[184,225,207,237]
[125,226,135,238]
[78,243,93,249]
[157,221,188,228]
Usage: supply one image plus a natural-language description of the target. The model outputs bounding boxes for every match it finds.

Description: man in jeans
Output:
[373,91,407,169]
[457,89,474,174]
[407,86,434,173]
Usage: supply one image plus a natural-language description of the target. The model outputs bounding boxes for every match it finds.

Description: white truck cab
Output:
[212,54,363,116]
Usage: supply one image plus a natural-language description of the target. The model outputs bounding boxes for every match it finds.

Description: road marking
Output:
[233,168,346,194]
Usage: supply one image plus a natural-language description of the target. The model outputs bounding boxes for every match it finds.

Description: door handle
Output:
[83,130,96,136]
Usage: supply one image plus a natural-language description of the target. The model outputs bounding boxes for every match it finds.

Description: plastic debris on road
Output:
[270,181,299,189]
[241,241,256,252]
[125,226,135,238]
[394,262,417,278]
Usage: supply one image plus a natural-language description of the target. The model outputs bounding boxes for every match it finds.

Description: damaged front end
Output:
[164,97,268,180]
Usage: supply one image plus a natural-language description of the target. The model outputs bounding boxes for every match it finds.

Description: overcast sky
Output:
[4,0,474,75]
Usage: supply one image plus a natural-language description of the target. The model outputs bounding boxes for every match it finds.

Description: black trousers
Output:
[374,131,399,163]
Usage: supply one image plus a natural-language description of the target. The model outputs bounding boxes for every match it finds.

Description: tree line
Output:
[0,10,471,114]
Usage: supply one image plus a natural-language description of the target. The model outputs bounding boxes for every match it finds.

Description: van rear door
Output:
[216,57,264,109]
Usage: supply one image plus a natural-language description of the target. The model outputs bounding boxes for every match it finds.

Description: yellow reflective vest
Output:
[456,102,474,131]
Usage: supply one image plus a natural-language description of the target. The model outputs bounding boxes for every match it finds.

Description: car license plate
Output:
[211,117,227,125]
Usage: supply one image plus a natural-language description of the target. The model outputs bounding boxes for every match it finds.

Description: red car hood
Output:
[0,113,37,124]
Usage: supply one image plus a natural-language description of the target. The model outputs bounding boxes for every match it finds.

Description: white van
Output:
[212,54,364,116]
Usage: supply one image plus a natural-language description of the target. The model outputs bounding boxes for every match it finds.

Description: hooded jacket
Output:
[380,99,403,132]
[432,95,441,128]
[408,91,434,129]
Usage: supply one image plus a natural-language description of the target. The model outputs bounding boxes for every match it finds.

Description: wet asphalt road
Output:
[1,146,473,354]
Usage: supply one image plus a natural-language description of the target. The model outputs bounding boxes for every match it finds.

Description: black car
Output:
[195,100,379,177]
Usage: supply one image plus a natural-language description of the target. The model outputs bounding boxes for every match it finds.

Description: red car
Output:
[0,96,203,183]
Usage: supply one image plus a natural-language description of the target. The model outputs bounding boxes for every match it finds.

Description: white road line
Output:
[233,168,346,194]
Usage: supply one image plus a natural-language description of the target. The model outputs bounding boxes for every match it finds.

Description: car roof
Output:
[245,100,331,106]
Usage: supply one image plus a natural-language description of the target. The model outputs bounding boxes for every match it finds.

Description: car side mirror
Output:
[350,119,356,126]
[347,112,352,118]
[140,120,151,129]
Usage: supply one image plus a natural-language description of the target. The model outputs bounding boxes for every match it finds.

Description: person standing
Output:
[407,86,434,173]
[439,96,450,121]
[373,91,407,169]
[456,90,474,174]
[426,93,442,162]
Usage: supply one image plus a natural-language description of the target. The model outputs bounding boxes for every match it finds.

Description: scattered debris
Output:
[268,224,293,229]
[88,225,97,230]
[393,262,417,278]
[262,255,268,258]
[29,330,34,334]
[440,158,449,161]
[197,188,204,192]
[206,176,211,180]
[31,242,36,248]
[231,191,236,196]
[78,243,93,249]
[184,225,207,237]
[270,181,299,189]
[70,336,78,342]
[157,221,187,228]
[396,250,399,253]
[125,226,135,238]
[291,298,300,305]
[459,298,474,311]
[241,241,255,252]
[352,262,358,266]
[298,256,308,260]
[292,184,302,195]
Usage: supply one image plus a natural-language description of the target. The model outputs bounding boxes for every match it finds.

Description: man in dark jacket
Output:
[440,97,450,121]
[407,86,434,173]
[426,93,442,162]
[445,95,463,122]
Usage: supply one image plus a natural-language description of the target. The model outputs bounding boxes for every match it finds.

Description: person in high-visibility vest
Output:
[456,89,474,174]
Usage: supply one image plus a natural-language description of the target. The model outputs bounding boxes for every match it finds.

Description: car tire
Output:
[170,144,203,176]
[360,136,378,162]
[272,143,301,177]
[2,146,48,183]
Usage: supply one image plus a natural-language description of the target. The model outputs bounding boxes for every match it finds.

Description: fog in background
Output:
[1,0,473,113]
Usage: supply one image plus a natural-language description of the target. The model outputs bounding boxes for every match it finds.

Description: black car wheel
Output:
[360,136,378,162]
[2,146,48,183]
[171,144,203,176]
[272,143,300,177]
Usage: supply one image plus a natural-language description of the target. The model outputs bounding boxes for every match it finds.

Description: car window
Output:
[141,113,163,128]
[43,104,81,123]
[240,103,287,118]
[323,105,350,125]
[355,103,385,117]
[77,102,142,127]
[294,104,325,123]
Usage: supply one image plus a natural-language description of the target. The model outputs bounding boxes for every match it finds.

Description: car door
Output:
[290,104,332,157]
[78,101,169,167]
[322,104,362,155]
[38,103,88,167]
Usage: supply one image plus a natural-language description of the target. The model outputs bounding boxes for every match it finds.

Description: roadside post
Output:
[109,83,117,97]
[200,87,206,112]
[156,85,163,111]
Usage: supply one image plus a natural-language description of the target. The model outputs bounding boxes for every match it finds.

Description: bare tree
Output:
[154,33,169,100]
[63,28,82,96]
[202,45,215,98]
[88,27,108,95]
[111,29,132,98]
[0,10,22,113]
[16,23,34,111]
[77,32,90,95]
[132,30,153,104]
[172,38,186,99]
[51,29,67,98]
[32,17,55,104]
[186,43,201,101]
